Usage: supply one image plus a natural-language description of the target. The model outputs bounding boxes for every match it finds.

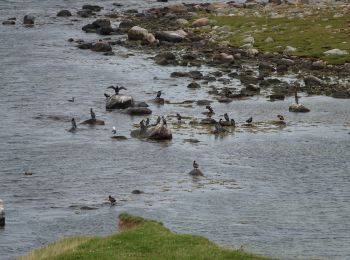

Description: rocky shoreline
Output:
[56,1,350,100]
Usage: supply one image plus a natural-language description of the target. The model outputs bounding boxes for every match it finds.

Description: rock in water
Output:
[80,119,105,125]
[289,104,310,113]
[91,41,112,52]
[106,95,134,109]
[189,169,203,176]
[23,15,35,25]
[126,107,152,115]
[57,10,72,17]
[147,124,172,140]
[0,200,4,227]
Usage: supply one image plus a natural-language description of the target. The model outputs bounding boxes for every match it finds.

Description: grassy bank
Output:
[197,5,350,64]
[21,213,275,260]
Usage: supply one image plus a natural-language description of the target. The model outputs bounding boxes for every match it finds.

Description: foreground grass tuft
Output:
[20,213,275,260]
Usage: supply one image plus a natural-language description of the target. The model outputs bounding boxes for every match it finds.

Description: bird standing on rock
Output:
[145,118,150,127]
[193,161,199,169]
[90,108,96,120]
[112,126,116,135]
[108,195,116,205]
[107,85,127,95]
[246,117,253,124]
[156,90,162,98]
[162,116,167,125]
[155,116,161,125]
[206,105,214,114]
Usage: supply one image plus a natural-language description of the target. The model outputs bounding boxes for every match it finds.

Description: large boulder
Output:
[155,30,187,43]
[57,10,72,17]
[289,104,310,113]
[192,18,209,27]
[91,41,112,52]
[80,119,105,125]
[106,95,134,109]
[128,26,157,44]
[131,123,172,140]
[23,15,35,25]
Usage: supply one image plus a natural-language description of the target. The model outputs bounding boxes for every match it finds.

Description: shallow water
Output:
[0,1,350,259]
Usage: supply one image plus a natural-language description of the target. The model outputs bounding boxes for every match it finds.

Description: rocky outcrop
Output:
[80,119,105,125]
[131,122,172,140]
[106,95,134,109]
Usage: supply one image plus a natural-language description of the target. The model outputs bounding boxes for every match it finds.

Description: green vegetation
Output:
[21,213,275,260]
[208,11,350,64]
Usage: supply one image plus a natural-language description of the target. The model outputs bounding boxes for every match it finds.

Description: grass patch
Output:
[20,213,275,260]
[207,9,350,64]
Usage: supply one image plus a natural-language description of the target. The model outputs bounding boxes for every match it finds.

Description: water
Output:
[0,0,349,259]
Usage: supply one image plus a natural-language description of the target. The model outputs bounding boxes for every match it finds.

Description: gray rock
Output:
[289,104,310,113]
[304,75,323,86]
[77,10,92,18]
[23,15,35,25]
[311,60,326,70]
[324,49,348,56]
[82,5,103,12]
[128,26,149,41]
[57,10,72,17]
[106,95,134,109]
[154,52,176,65]
[91,41,112,52]
[187,82,201,89]
[80,119,105,125]
[126,107,152,115]
[189,168,203,176]
[155,30,186,43]
[92,19,111,28]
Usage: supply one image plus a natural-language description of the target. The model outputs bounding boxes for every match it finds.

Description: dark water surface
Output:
[0,1,349,259]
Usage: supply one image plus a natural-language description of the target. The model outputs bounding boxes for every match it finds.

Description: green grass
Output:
[21,213,275,260]
[206,10,350,64]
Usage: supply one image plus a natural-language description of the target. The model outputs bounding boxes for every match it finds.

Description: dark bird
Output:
[108,195,116,205]
[231,118,235,126]
[277,115,284,121]
[140,119,146,131]
[90,108,96,120]
[246,117,253,124]
[24,172,33,176]
[193,160,199,169]
[145,118,150,127]
[224,113,229,121]
[156,90,162,98]
[206,105,214,114]
[68,97,75,102]
[104,93,110,98]
[214,122,227,133]
[155,116,161,125]
[176,113,182,121]
[112,126,116,135]
[107,85,127,95]
[162,116,167,125]
[71,118,77,129]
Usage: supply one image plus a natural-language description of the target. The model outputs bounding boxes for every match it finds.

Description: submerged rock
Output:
[91,41,112,52]
[289,104,310,113]
[106,95,134,109]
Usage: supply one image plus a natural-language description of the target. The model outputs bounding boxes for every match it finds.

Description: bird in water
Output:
[206,105,214,114]
[90,108,96,120]
[112,126,116,135]
[104,93,110,99]
[176,113,182,122]
[68,97,75,102]
[193,160,199,169]
[68,118,77,132]
[224,113,229,122]
[162,116,167,125]
[107,85,127,95]
[108,195,116,205]
[145,118,150,127]
[156,90,162,98]
[277,115,284,121]
[246,117,253,124]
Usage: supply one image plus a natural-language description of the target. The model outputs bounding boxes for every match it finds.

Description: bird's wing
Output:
[120,86,127,90]
[107,86,116,90]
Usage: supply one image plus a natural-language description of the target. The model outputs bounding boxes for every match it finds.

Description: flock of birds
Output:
[65,84,287,205]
